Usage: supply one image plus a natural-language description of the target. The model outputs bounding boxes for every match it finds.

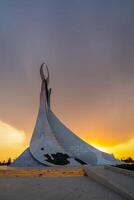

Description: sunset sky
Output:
[0,0,134,161]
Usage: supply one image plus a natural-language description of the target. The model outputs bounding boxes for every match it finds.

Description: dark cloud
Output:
[0,0,134,145]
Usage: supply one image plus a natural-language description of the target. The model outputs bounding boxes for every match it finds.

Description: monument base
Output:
[10,148,47,168]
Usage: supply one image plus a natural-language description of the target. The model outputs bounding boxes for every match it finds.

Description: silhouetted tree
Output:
[0,158,12,166]
[7,158,11,165]
[121,157,134,163]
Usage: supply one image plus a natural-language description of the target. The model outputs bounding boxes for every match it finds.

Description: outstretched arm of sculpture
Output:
[48,88,52,108]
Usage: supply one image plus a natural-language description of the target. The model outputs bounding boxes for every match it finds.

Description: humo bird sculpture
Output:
[11,63,121,167]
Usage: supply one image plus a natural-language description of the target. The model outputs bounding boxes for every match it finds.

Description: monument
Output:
[11,63,120,167]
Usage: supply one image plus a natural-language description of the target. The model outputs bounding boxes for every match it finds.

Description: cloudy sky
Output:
[0,0,134,160]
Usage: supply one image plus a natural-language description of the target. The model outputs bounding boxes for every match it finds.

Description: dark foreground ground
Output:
[0,176,126,200]
[115,164,134,171]
[0,165,133,200]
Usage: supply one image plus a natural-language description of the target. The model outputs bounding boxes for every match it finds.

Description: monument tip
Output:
[40,63,49,84]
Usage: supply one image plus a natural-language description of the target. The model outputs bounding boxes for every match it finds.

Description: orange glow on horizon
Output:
[0,120,133,161]
[85,138,134,160]
[0,121,27,161]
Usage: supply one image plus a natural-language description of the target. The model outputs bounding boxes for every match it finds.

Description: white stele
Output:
[11,64,122,167]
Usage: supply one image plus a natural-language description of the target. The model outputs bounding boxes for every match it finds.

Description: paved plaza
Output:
[0,165,133,200]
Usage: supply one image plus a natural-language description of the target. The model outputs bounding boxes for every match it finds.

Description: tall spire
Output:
[29,63,80,166]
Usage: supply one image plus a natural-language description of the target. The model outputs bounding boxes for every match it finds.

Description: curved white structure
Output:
[11,63,121,167]
[30,65,79,166]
